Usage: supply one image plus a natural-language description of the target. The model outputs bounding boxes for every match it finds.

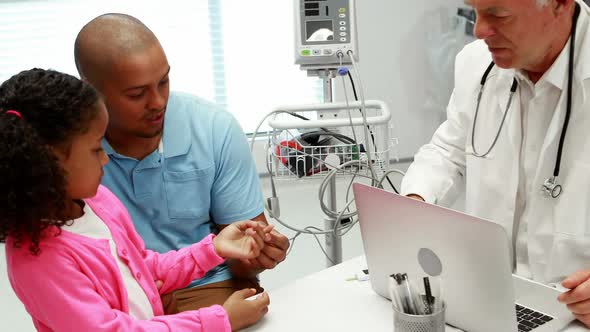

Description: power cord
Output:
[265,141,405,233]
[347,69,399,194]
[260,126,406,264]
[249,56,404,264]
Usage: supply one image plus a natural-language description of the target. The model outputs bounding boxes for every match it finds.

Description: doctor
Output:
[401,0,590,326]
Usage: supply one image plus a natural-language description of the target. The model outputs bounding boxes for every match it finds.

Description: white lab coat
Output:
[402,2,590,284]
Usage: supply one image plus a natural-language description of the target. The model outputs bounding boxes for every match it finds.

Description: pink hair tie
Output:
[5,110,22,118]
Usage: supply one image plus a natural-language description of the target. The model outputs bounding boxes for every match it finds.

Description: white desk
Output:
[245,256,588,332]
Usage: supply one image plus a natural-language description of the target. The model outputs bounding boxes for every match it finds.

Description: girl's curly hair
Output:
[0,68,100,255]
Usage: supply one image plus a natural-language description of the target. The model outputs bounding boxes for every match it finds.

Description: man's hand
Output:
[222,214,290,278]
[214,221,272,260]
[250,227,289,270]
[558,269,590,327]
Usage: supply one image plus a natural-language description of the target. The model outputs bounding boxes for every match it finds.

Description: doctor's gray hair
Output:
[536,0,549,7]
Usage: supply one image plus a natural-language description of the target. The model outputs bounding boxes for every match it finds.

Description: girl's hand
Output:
[223,288,270,331]
[214,221,273,259]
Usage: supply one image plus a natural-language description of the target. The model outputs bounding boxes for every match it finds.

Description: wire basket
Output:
[266,100,395,180]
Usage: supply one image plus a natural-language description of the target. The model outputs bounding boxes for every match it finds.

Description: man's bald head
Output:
[74,13,161,86]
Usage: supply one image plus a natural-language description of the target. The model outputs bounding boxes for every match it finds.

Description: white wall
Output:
[336,0,468,159]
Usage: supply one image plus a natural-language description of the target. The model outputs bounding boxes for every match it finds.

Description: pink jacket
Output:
[5,185,231,332]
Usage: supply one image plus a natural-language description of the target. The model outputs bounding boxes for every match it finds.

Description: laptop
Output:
[352,183,575,332]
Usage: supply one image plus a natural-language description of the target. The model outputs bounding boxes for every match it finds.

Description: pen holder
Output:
[393,302,445,332]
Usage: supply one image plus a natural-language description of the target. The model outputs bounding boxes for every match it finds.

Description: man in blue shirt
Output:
[74,13,289,316]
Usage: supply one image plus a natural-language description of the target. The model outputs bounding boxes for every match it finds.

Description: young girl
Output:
[0,68,271,331]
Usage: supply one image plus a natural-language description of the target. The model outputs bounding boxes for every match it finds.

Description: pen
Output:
[437,277,444,312]
[423,277,433,314]
[429,275,444,313]
[389,274,403,312]
[402,273,420,315]
[393,274,410,313]
[394,273,411,314]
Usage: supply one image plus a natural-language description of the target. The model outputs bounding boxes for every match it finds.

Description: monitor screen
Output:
[306,20,334,42]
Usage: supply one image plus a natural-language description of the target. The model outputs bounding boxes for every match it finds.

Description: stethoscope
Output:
[470,3,580,199]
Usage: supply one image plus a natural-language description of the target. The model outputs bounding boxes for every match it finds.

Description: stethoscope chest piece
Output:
[542,177,562,198]
[476,3,581,200]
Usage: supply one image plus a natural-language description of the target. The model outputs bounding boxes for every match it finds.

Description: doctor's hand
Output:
[558,269,590,328]
[406,194,425,201]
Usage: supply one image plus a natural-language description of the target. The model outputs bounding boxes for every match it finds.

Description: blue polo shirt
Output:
[101,92,264,287]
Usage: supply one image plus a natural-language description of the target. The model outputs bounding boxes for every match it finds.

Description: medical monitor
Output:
[294,0,359,69]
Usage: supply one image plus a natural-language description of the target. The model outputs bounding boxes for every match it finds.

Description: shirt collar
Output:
[162,93,191,158]
[576,0,590,102]
[102,138,117,156]
[516,1,590,93]
[101,93,191,159]
[513,39,570,91]
[544,38,570,91]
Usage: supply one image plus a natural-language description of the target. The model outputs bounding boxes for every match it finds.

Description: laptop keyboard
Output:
[516,304,554,332]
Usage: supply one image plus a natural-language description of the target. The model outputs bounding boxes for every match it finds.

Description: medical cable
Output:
[250,55,404,260]
[263,136,404,263]
[470,62,517,158]
[247,92,372,261]
[344,172,359,213]
[332,198,357,237]
[318,159,369,220]
[347,69,399,194]
[309,228,337,266]
[285,227,336,265]
[251,110,315,152]
[265,137,278,199]
[376,169,407,188]
[347,70,377,151]
[329,172,405,238]
[338,51,375,220]
[470,3,580,198]
[264,199,357,235]
[348,51,379,181]
[286,231,303,257]
[251,110,356,149]
[262,147,370,234]
[542,3,581,198]
[279,66,383,218]
[263,130,405,230]
[554,3,580,180]
[252,109,349,216]
[298,130,357,145]
[273,135,375,180]
[339,68,367,219]
[250,110,291,216]
[340,55,363,164]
